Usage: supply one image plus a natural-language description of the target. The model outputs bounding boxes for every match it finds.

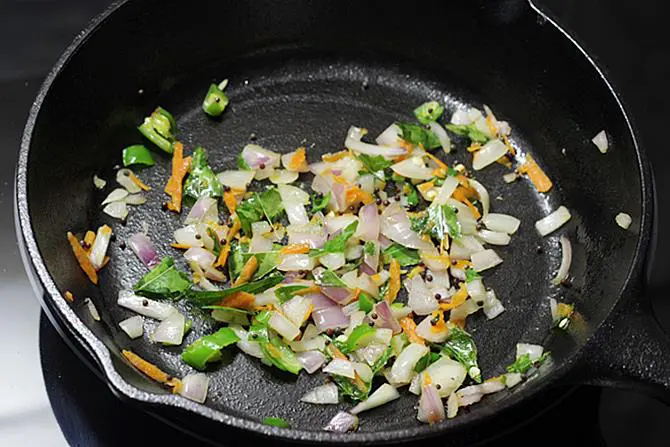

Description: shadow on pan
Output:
[16,0,669,444]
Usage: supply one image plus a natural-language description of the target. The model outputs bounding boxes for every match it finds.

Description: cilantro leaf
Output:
[133,257,191,299]
[420,204,461,240]
[311,192,331,213]
[236,187,284,236]
[364,241,377,257]
[184,147,224,200]
[186,272,284,306]
[396,122,441,149]
[441,327,481,383]
[358,154,393,176]
[382,243,421,267]
[445,123,490,144]
[414,101,444,124]
[310,220,359,257]
[506,352,550,374]
[465,267,481,283]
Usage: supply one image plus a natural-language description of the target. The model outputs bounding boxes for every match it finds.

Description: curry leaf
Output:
[445,123,489,144]
[396,122,441,149]
[382,243,421,267]
[133,257,191,299]
[310,220,359,257]
[184,147,224,200]
[441,327,481,383]
[186,272,284,306]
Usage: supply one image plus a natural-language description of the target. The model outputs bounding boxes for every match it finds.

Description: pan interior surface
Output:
[20,0,645,440]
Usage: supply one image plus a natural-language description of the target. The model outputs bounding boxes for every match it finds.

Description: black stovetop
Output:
[3,0,670,445]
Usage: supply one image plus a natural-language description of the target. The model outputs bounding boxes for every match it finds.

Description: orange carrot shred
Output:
[463,197,481,220]
[400,317,425,345]
[280,244,310,255]
[345,186,375,207]
[83,230,96,250]
[425,152,448,178]
[233,256,258,286]
[218,291,255,310]
[67,232,98,284]
[170,243,192,250]
[518,154,553,193]
[121,350,181,390]
[216,218,240,267]
[441,284,468,311]
[164,142,192,212]
[129,171,151,191]
[288,147,309,172]
[223,190,238,215]
[322,150,349,163]
[385,259,401,303]
[294,284,321,295]
[64,291,75,303]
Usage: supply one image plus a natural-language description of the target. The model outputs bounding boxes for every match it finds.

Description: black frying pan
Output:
[15,0,670,444]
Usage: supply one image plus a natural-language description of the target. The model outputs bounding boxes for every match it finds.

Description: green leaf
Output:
[414,101,444,125]
[181,327,239,370]
[275,284,311,303]
[404,183,420,207]
[186,272,285,306]
[371,345,394,375]
[311,192,331,213]
[331,374,370,403]
[363,241,377,257]
[465,267,481,283]
[133,257,191,299]
[417,204,461,241]
[382,243,421,267]
[396,122,441,149]
[506,352,550,374]
[122,144,155,167]
[261,335,303,374]
[358,292,375,314]
[236,188,284,236]
[445,123,490,144]
[441,327,481,383]
[228,241,248,280]
[415,352,441,373]
[249,250,281,280]
[237,153,251,171]
[207,227,221,258]
[184,147,224,200]
[310,220,359,257]
[410,213,428,234]
[314,269,347,288]
[262,417,290,428]
[358,153,393,177]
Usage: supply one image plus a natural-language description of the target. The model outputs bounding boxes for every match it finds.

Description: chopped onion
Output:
[185,196,219,225]
[390,343,429,385]
[356,343,387,366]
[447,392,459,418]
[184,247,216,269]
[283,201,309,226]
[433,176,459,206]
[391,157,434,180]
[449,236,485,260]
[482,213,520,234]
[93,174,106,189]
[118,315,144,339]
[503,172,518,183]
[216,170,255,190]
[103,201,128,220]
[372,301,402,334]
[242,144,280,172]
[381,203,433,250]
[102,188,129,205]
[505,373,523,388]
[535,206,571,236]
[125,193,146,205]
[324,412,359,432]
[356,204,380,242]
[358,174,375,195]
[428,121,451,153]
[301,383,339,404]
[309,292,336,310]
[84,298,100,321]
[516,343,544,361]
[174,225,203,248]
[592,130,608,153]
[278,184,310,205]
[270,169,299,184]
[483,289,505,320]
[471,249,503,272]
[323,358,356,379]
[295,350,326,374]
[117,290,177,320]
[406,275,439,316]
[179,373,209,403]
[88,225,112,270]
[151,311,185,345]
[468,179,490,216]
[552,236,572,285]
[417,383,446,424]
[278,254,317,271]
[321,286,352,305]
[476,229,511,246]
[345,126,406,158]
[446,199,477,235]
[229,325,264,359]
[313,306,349,333]
[616,212,632,230]
[269,311,301,341]
[282,295,313,327]
[376,123,402,147]
[472,139,508,170]
[425,358,467,397]
[290,336,327,353]
[416,315,448,343]
[351,384,400,415]
[116,169,142,193]
[353,362,374,383]
[325,214,358,235]
[342,301,360,317]
[287,224,327,248]
[319,252,346,271]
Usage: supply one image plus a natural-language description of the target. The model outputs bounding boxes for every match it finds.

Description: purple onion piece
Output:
[359,262,376,276]
[321,287,351,304]
[306,292,337,310]
[357,203,380,241]
[373,301,402,334]
[127,233,159,269]
[295,351,326,374]
[417,384,446,424]
[324,412,359,432]
[313,307,349,332]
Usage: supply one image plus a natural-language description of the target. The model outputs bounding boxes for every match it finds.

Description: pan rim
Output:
[15,0,653,443]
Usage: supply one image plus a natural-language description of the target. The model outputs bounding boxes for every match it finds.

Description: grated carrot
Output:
[280,244,310,255]
[64,291,75,303]
[407,265,425,279]
[327,343,348,360]
[83,230,96,250]
[345,186,375,207]
[215,218,240,267]
[417,180,435,198]
[502,134,516,155]
[496,156,513,169]
[294,284,321,295]
[451,318,466,329]
[170,243,192,250]
[164,142,192,212]
[421,253,451,269]
[429,310,446,333]
[451,259,472,270]
[232,256,258,286]
[223,190,238,215]
[400,317,425,345]
[288,147,309,172]
[129,171,151,191]
[517,154,553,193]
[463,197,481,220]
[385,259,401,303]
[425,152,448,178]
[467,142,482,153]
[67,232,98,284]
[218,291,255,309]
[485,115,498,138]
[122,350,181,390]
[441,284,468,311]
[322,150,349,163]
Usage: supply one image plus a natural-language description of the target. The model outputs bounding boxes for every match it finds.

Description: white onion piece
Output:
[390,343,430,385]
[179,373,209,403]
[88,225,112,270]
[391,305,413,320]
[350,383,400,415]
[517,343,544,361]
[476,229,511,246]
[283,201,309,226]
[552,236,572,285]
[216,170,255,190]
[446,199,477,235]
[118,315,144,339]
[503,172,519,183]
[471,249,503,272]
[229,325,264,359]
[345,126,406,158]
[319,253,346,271]
[290,336,327,353]
[381,203,433,250]
[467,279,486,303]
[282,295,313,327]
[117,290,177,320]
[242,144,280,170]
[447,392,459,418]
[417,383,446,424]
[301,383,339,404]
[278,184,310,205]
[194,222,216,251]
[342,301,360,317]
[346,244,365,261]
[406,275,439,316]
[356,343,387,366]
[269,311,301,341]
[483,289,505,320]
[174,225,203,248]
[482,213,520,234]
[287,224,326,248]
[184,247,216,269]
[391,157,434,180]
[103,201,128,220]
[433,176,459,206]
[548,297,559,322]
[372,301,401,334]
[428,121,451,154]
[93,174,106,189]
[269,169,299,185]
[116,169,142,193]
[376,123,402,147]
[124,193,146,205]
[151,311,185,345]
[353,362,374,383]
[472,139,507,170]
[592,130,608,153]
[102,188,129,205]
[185,196,219,225]
[295,350,326,374]
[449,236,485,260]
[616,212,632,230]
[535,206,571,236]
[325,214,358,235]
[415,315,448,343]
[457,391,483,407]
[312,307,349,333]
[426,358,467,397]
[358,174,375,195]
[450,109,470,125]
[505,373,523,388]
[467,179,489,216]
[249,233,274,253]
[84,298,100,321]
[356,204,380,242]
[278,254,317,271]
[323,358,356,379]
[324,412,359,432]
[449,299,481,322]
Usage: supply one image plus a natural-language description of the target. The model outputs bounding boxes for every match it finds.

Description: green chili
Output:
[122,144,155,167]
[181,327,240,370]
[202,80,229,117]
[138,106,176,154]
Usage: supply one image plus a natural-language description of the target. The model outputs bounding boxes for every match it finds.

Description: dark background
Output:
[2,0,669,445]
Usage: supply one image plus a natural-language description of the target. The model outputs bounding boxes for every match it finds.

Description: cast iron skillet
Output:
[15,0,670,444]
